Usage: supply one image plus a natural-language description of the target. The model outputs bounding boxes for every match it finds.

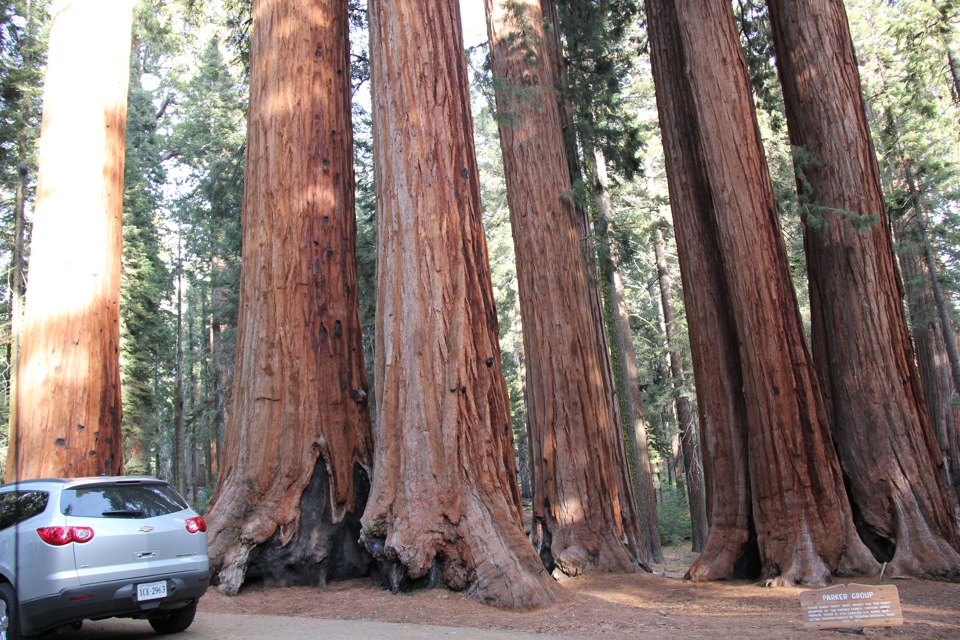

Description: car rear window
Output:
[60,482,189,519]
[0,490,50,530]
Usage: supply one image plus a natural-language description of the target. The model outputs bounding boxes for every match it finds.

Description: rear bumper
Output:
[19,569,209,635]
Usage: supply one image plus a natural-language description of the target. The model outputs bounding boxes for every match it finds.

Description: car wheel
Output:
[0,582,23,640]
[148,602,197,635]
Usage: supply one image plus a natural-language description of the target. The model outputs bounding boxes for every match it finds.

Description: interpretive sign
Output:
[800,584,903,629]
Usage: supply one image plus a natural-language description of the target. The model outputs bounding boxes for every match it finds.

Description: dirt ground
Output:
[199,546,960,639]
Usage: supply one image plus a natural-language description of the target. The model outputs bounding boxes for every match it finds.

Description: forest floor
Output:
[199,545,960,639]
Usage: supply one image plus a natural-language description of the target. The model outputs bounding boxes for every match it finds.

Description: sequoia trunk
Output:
[6,0,132,480]
[645,0,878,585]
[767,0,960,576]
[485,0,646,576]
[360,0,561,608]
[205,0,374,594]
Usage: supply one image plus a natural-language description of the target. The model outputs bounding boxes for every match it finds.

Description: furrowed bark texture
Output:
[485,0,645,577]
[362,0,562,608]
[646,0,755,579]
[7,0,132,481]
[205,0,374,594]
[586,142,664,565]
[645,0,877,585]
[541,0,650,571]
[768,0,960,577]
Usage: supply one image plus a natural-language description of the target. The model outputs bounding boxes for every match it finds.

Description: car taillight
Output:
[185,516,206,533]
[36,526,95,546]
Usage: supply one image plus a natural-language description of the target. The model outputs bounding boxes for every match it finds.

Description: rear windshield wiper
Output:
[101,509,146,518]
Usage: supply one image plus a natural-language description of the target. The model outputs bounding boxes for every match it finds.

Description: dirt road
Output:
[54,613,583,640]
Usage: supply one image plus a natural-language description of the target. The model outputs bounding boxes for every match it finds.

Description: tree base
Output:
[366,540,444,594]
[214,461,372,594]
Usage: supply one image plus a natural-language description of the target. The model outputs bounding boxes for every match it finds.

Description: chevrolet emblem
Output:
[138,526,154,532]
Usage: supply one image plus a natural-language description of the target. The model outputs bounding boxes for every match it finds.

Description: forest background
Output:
[0,0,958,559]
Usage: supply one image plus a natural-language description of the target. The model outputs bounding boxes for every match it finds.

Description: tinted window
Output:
[0,491,50,530]
[61,483,188,519]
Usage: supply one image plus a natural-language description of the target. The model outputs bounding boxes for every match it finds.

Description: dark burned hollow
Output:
[242,461,372,590]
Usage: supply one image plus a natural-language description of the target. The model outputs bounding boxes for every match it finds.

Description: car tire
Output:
[0,582,24,640]
[148,601,197,635]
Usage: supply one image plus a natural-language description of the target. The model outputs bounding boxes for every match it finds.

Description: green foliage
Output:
[848,0,960,322]
[557,0,646,178]
[116,2,247,490]
[121,37,175,475]
[658,485,691,547]
[354,103,376,400]
[732,0,786,133]
[791,146,881,233]
[166,31,246,489]
[0,1,47,470]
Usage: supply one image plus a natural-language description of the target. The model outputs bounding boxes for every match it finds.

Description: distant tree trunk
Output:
[6,163,27,478]
[948,45,960,103]
[897,206,960,502]
[205,0,374,594]
[485,0,647,577]
[209,249,229,475]
[645,0,877,585]
[360,0,561,608]
[768,0,960,577]
[585,141,664,564]
[903,167,960,397]
[174,234,185,495]
[6,0,132,481]
[654,226,707,553]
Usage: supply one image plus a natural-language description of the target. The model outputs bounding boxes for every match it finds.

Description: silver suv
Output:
[0,476,209,638]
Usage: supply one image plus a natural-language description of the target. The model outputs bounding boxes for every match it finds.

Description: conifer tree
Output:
[7,0,134,480]
[484,0,647,576]
[361,0,562,606]
[121,33,175,475]
[767,0,960,576]
[645,0,878,585]
[205,0,373,593]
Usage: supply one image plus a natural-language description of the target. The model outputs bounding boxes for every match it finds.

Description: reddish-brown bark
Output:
[646,0,755,579]
[645,0,877,585]
[6,0,132,481]
[360,0,561,608]
[484,0,647,577]
[204,0,373,594]
[767,0,960,577]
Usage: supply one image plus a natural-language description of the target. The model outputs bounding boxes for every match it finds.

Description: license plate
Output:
[136,580,168,601]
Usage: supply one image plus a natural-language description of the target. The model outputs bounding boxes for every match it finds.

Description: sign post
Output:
[800,584,903,630]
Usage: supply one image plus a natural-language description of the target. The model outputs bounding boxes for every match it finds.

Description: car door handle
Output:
[136,551,157,559]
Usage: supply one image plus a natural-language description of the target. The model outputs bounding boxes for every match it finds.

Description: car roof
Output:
[0,476,169,491]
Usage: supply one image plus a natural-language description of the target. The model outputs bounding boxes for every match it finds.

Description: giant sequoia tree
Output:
[6,0,133,480]
[645,0,878,585]
[766,0,960,576]
[359,0,561,608]
[484,0,647,576]
[205,0,373,593]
